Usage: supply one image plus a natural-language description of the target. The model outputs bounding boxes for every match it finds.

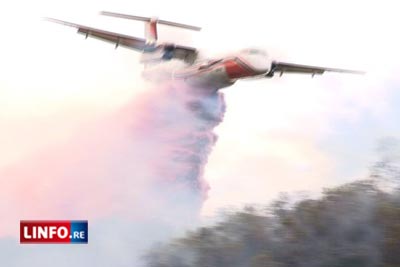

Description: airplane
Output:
[47,12,364,91]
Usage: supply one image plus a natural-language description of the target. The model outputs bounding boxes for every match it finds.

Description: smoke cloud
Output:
[0,71,226,265]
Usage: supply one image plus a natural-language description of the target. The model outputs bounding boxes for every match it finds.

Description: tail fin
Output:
[145,17,158,44]
[100,11,201,44]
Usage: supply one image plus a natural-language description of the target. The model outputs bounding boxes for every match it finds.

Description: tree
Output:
[144,141,400,267]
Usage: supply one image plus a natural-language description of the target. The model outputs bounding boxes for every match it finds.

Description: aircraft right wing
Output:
[46,18,147,51]
[269,61,365,77]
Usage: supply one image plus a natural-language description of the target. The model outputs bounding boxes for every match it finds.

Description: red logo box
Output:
[20,220,88,244]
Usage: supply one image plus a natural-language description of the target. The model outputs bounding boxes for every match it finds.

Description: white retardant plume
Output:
[118,80,227,222]
[0,76,226,266]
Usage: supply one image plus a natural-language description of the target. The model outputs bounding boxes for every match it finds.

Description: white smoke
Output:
[0,69,226,266]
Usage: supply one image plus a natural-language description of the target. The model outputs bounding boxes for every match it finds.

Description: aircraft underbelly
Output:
[175,56,269,90]
[179,67,235,90]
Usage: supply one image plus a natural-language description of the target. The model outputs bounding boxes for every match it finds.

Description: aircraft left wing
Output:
[46,18,147,51]
[269,61,365,77]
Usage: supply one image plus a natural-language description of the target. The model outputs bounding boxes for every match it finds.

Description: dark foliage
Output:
[144,138,400,267]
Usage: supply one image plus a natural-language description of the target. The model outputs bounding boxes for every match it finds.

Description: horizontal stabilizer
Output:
[100,11,201,31]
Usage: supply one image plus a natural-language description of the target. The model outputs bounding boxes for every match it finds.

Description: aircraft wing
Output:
[46,18,198,63]
[270,61,365,77]
[46,18,147,51]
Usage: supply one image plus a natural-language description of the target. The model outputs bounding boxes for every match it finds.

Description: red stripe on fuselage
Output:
[223,58,259,79]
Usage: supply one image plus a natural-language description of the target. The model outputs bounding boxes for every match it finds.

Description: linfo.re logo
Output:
[20,220,88,244]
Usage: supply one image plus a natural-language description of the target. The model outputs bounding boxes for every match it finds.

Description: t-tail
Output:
[100,11,201,66]
[145,18,158,45]
[101,11,201,51]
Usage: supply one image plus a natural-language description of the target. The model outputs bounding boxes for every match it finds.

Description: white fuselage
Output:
[141,48,272,91]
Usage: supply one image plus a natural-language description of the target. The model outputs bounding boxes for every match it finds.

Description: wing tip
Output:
[43,17,79,29]
[43,17,59,23]
[327,69,366,75]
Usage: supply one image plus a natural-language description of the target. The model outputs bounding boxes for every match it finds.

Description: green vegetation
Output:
[144,139,400,267]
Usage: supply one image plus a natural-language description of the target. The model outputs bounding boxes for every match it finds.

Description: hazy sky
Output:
[2,0,400,266]
[1,0,400,230]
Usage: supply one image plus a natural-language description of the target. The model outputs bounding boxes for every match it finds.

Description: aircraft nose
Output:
[238,52,271,74]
